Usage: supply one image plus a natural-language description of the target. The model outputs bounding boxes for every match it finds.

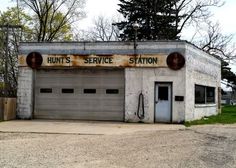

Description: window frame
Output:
[195,84,215,104]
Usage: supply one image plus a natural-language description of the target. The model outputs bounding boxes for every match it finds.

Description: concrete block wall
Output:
[185,44,221,121]
[17,41,221,122]
[17,67,34,119]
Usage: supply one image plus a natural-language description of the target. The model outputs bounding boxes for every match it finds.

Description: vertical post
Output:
[17,0,20,22]
[134,29,137,50]
[4,24,9,97]
[132,21,140,53]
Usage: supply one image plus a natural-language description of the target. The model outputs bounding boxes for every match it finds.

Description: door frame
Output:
[154,82,173,123]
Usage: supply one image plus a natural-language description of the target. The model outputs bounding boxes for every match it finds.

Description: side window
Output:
[207,87,215,103]
[195,85,205,104]
[195,85,215,104]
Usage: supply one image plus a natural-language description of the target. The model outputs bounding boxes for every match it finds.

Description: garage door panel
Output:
[36,108,123,114]
[37,82,124,89]
[35,69,124,121]
[36,100,124,109]
[35,97,124,104]
[35,110,123,121]
[36,81,125,88]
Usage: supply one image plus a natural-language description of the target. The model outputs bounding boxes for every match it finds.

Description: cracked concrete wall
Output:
[17,41,221,122]
[17,67,34,119]
[185,44,221,121]
[125,67,186,123]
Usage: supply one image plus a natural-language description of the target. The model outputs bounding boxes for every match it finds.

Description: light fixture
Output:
[132,21,140,51]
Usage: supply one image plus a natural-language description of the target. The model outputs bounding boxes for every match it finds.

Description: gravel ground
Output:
[0,124,236,168]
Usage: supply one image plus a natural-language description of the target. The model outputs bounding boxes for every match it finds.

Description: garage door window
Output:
[106,89,119,94]
[62,88,74,93]
[84,89,96,94]
[40,88,52,93]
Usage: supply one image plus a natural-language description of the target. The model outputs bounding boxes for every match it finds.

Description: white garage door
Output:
[34,69,124,121]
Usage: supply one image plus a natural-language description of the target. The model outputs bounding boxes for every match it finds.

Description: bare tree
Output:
[0,7,27,96]
[77,15,120,41]
[0,26,21,96]
[18,0,85,41]
[194,21,236,89]
[195,22,235,61]
[90,15,120,41]
[173,0,224,36]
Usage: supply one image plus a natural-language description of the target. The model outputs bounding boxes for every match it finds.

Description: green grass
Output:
[185,105,236,127]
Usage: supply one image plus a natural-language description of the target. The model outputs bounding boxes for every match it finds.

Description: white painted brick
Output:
[17,41,221,122]
[17,67,33,119]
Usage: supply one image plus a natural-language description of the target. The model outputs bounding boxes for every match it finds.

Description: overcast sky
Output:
[1,0,235,37]
[80,0,236,39]
[1,0,236,74]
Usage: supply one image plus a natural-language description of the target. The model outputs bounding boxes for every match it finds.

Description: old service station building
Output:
[17,41,221,123]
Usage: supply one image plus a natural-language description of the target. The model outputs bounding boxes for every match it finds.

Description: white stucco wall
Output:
[125,67,186,123]
[17,41,221,122]
[185,44,221,121]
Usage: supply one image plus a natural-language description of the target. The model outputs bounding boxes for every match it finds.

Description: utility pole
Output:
[0,24,22,97]
[5,24,9,97]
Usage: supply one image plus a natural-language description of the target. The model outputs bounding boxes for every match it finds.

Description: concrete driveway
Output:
[0,120,185,135]
[0,121,236,168]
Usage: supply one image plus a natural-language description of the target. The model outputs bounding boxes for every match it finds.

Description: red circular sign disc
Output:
[26,52,43,69]
[166,52,185,70]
